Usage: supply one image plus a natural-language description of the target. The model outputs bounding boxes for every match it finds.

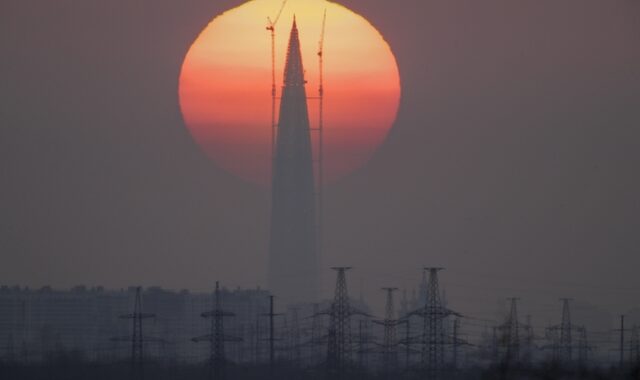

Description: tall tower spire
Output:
[268,18,318,304]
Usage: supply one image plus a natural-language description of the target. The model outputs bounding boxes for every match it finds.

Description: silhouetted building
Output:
[0,285,269,363]
[268,19,319,304]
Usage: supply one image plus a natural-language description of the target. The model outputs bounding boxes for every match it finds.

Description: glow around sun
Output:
[179,0,401,185]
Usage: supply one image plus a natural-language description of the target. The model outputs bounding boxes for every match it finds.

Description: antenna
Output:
[266,0,288,160]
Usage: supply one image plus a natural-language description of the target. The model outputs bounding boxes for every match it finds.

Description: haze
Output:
[1,0,639,326]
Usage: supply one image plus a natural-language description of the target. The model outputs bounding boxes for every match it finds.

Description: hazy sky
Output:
[1,0,639,328]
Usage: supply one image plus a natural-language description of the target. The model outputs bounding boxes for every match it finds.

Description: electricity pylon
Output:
[111,287,157,380]
[399,268,459,378]
[192,282,241,380]
[544,298,588,368]
[577,326,591,369]
[261,295,283,377]
[289,306,302,367]
[421,267,446,379]
[452,318,460,370]
[504,297,521,365]
[558,298,573,363]
[630,325,640,368]
[496,298,535,368]
[310,303,324,365]
[327,267,353,378]
[374,287,399,376]
[355,319,374,371]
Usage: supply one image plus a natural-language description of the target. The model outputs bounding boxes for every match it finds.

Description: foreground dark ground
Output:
[1,355,639,380]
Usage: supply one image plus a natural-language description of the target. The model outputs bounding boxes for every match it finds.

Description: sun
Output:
[179,0,401,185]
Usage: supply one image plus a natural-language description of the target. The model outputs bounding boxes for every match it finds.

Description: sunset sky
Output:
[2,0,640,321]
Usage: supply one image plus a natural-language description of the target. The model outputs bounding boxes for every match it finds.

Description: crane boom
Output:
[272,0,288,29]
[318,10,327,54]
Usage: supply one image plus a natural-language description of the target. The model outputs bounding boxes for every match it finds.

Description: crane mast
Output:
[266,0,288,160]
[317,9,327,274]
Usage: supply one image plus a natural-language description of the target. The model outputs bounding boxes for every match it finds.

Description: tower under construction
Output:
[268,18,319,304]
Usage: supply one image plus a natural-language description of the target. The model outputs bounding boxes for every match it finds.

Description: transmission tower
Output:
[375,287,399,376]
[289,306,302,367]
[449,319,470,371]
[577,326,590,369]
[192,282,241,380]
[559,298,573,363]
[630,325,640,368]
[619,315,626,369]
[400,289,409,318]
[492,326,499,364]
[492,297,531,369]
[262,295,283,377]
[544,298,587,368]
[449,319,471,371]
[356,319,373,371]
[419,270,428,308]
[327,267,353,377]
[421,267,446,379]
[310,303,324,365]
[452,318,460,370]
[236,324,246,363]
[252,316,260,365]
[397,319,412,373]
[110,287,156,380]
[523,314,534,364]
[504,297,520,365]
[281,315,289,362]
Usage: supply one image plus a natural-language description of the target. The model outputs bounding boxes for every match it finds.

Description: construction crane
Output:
[316,9,327,266]
[266,0,288,157]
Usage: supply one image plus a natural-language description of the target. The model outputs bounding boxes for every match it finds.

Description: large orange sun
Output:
[179,0,401,185]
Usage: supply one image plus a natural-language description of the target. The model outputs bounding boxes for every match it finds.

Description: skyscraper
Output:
[268,18,318,304]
